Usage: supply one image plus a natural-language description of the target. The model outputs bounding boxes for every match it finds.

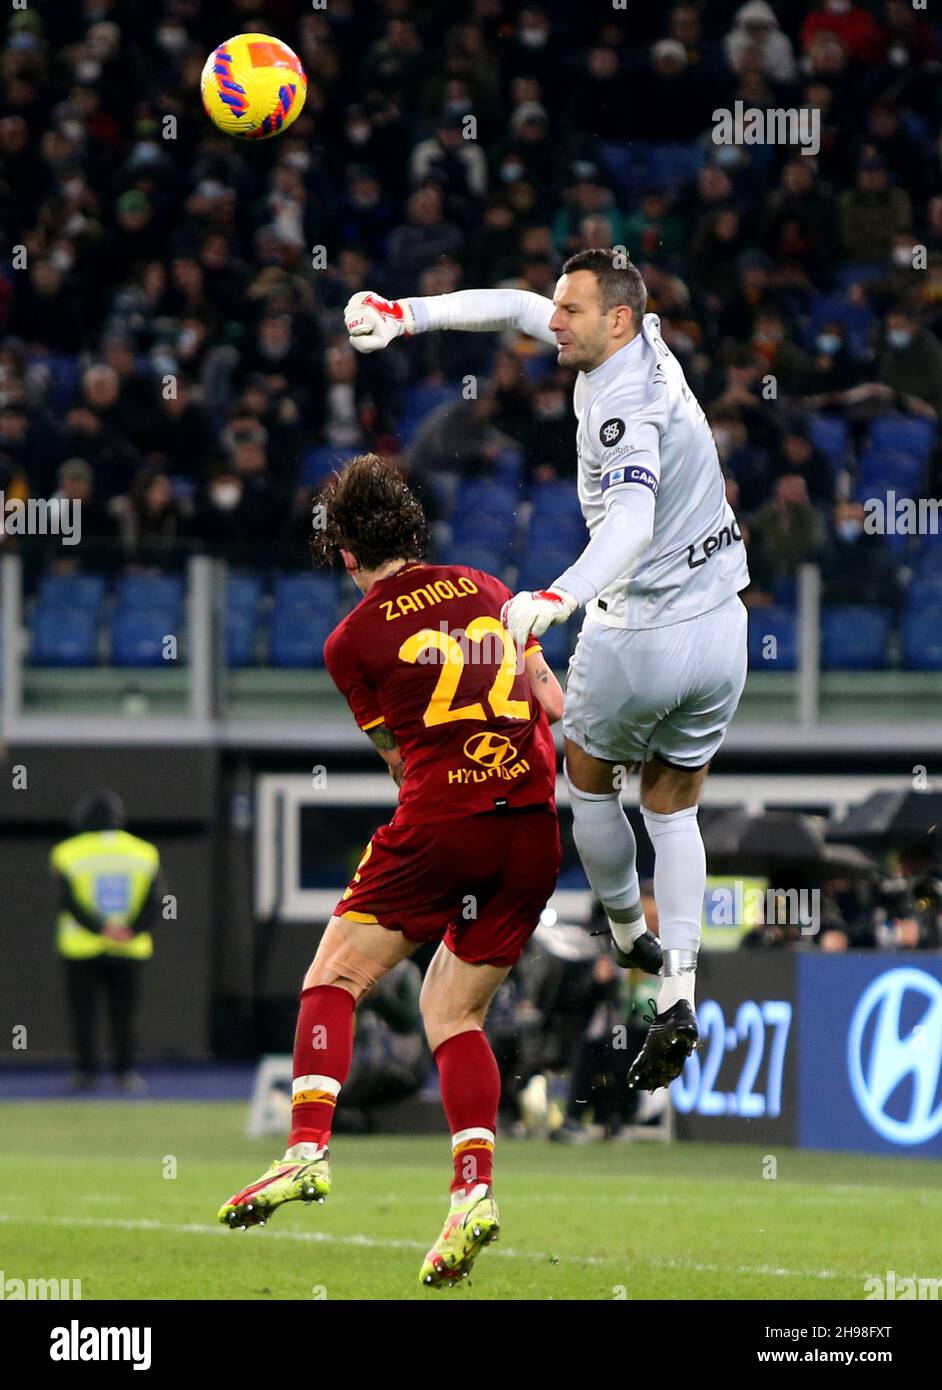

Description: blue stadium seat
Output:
[642,141,704,192]
[528,512,586,550]
[225,609,257,668]
[906,576,942,611]
[599,141,644,201]
[226,572,264,615]
[747,606,797,671]
[773,576,797,607]
[116,573,185,613]
[449,545,506,577]
[530,480,580,515]
[867,415,934,463]
[32,606,98,667]
[901,608,942,670]
[821,605,892,670]
[269,608,334,668]
[455,479,519,521]
[516,547,574,591]
[31,351,80,412]
[398,382,462,443]
[915,545,942,579]
[300,447,354,486]
[273,573,338,610]
[857,448,925,491]
[808,416,848,469]
[37,573,107,613]
[521,356,555,385]
[494,448,524,487]
[833,262,886,292]
[111,610,178,667]
[168,476,196,504]
[534,621,572,669]
[451,511,517,554]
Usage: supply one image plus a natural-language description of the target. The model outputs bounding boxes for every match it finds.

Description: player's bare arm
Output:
[366,722,404,786]
[525,648,564,724]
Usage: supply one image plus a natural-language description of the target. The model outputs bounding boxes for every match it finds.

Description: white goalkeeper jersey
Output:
[408,290,750,629]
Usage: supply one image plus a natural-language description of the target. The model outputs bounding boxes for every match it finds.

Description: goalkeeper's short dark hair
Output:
[310,453,430,573]
[562,248,647,330]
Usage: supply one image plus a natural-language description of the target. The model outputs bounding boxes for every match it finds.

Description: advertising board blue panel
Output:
[797,954,942,1158]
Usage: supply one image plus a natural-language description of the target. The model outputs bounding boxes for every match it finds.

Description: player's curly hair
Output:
[310,453,430,572]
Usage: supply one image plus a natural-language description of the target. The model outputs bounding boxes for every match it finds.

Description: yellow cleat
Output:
[419,1187,500,1287]
[218,1154,331,1230]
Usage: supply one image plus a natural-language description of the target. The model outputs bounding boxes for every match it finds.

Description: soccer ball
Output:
[201,33,307,140]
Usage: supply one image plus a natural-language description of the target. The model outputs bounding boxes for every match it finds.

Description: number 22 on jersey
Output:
[398,616,529,727]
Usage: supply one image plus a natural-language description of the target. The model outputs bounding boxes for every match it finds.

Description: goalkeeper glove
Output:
[500,587,579,647]
[344,291,415,353]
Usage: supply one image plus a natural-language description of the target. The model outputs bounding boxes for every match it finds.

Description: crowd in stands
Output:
[2,0,942,664]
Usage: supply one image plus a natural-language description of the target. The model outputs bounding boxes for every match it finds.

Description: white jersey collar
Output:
[583,332,644,389]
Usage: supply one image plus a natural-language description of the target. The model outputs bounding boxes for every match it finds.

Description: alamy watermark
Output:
[864,1270,941,1300]
[713,101,820,157]
[1,494,81,546]
[710,882,820,935]
[864,492,941,536]
[1,1270,82,1299]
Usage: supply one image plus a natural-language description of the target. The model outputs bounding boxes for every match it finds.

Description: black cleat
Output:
[612,929,663,976]
[627,999,699,1091]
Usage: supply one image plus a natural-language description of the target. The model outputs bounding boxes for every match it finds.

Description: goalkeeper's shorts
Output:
[564,593,748,770]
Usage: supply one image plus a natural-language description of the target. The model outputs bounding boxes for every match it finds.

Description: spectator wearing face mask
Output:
[877,308,942,418]
[492,103,556,211]
[810,319,861,392]
[822,500,902,609]
[190,465,252,553]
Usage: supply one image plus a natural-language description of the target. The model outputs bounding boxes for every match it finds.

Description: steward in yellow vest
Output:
[52,790,162,1090]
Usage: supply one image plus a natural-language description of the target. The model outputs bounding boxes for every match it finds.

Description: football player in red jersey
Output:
[219,453,563,1287]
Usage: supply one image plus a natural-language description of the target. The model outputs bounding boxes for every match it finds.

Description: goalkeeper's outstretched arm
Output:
[345,288,557,353]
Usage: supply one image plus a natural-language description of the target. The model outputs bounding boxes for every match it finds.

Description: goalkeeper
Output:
[345,252,750,1090]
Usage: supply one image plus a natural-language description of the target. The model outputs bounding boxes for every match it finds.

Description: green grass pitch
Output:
[2,1102,940,1301]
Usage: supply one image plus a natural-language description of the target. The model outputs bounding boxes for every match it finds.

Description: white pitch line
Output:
[0,1212,864,1282]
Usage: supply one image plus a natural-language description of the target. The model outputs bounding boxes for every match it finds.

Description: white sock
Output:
[641,804,704,956]
[566,769,641,923]
[608,907,648,953]
[641,803,704,1013]
[658,966,696,1013]
[284,1142,324,1162]
[452,1181,489,1207]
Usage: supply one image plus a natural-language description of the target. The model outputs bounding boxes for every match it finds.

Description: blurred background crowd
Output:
[1,0,941,615]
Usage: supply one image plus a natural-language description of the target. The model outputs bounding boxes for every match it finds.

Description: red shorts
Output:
[334,803,561,967]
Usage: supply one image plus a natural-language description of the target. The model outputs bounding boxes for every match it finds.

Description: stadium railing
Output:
[2,552,942,752]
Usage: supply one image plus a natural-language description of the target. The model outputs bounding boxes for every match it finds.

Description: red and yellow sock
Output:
[434,1029,500,1195]
[287,984,354,1154]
